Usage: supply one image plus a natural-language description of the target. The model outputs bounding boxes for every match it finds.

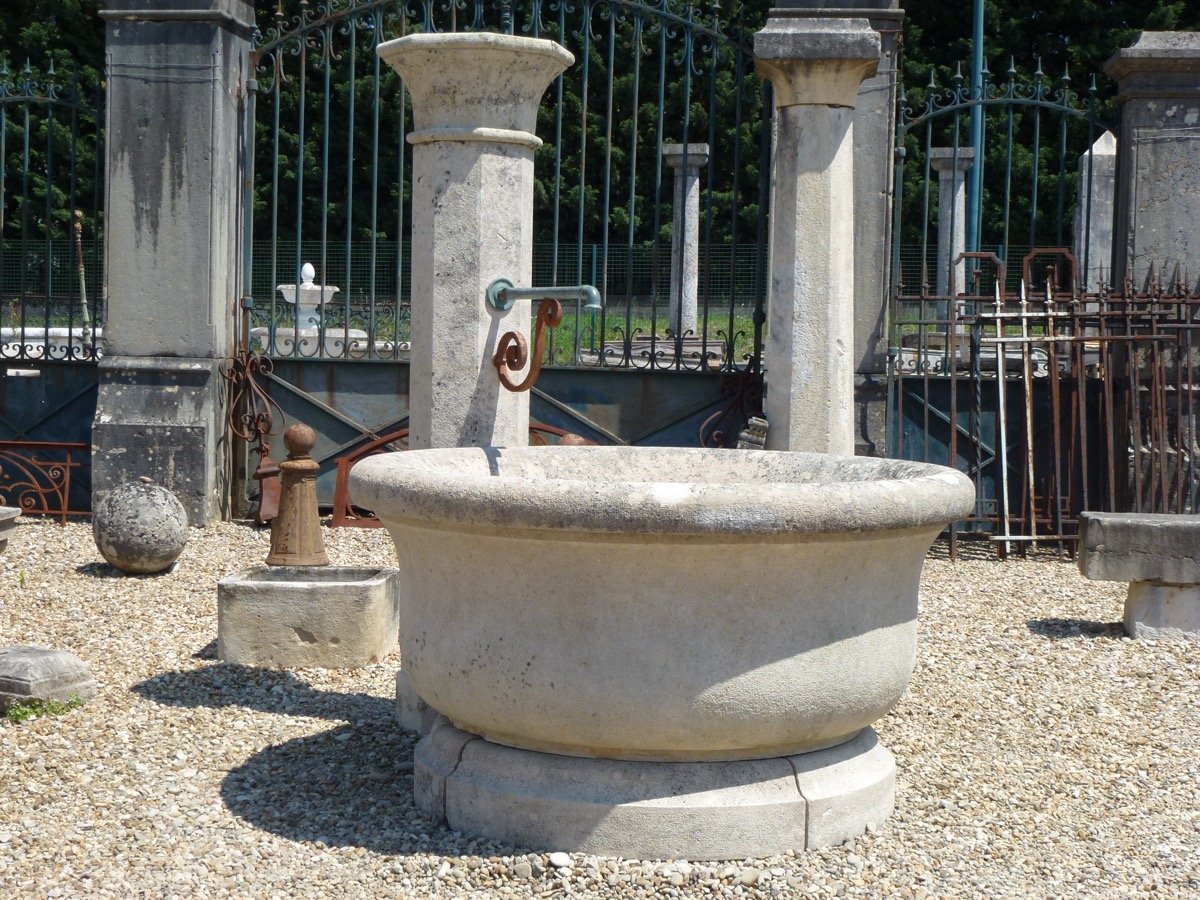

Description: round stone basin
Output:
[351,446,974,762]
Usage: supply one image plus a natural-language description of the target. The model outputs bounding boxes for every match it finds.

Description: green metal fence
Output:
[242,0,770,371]
[0,61,104,361]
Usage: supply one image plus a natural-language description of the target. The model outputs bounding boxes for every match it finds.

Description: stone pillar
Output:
[1073,132,1117,291]
[929,147,974,296]
[1106,32,1200,288]
[754,14,880,454]
[377,34,572,449]
[662,143,709,337]
[94,0,253,524]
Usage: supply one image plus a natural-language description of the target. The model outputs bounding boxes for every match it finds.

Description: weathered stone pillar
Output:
[662,143,709,337]
[1106,32,1200,288]
[377,34,572,449]
[779,3,902,456]
[1074,132,1117,291]
[754,13,880,454]
[94,0,253,523]
[929,147,974,296]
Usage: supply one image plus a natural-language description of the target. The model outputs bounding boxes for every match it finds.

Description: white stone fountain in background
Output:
[344,20,977,861]
[249,262,370,357]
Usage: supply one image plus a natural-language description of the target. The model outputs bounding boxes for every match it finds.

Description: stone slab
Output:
[0,645,97,712]
[413,719,894,860]
[1078,511,1200,584]
[217,566,400,668]
[1124,582,1200,641]
[0,506,19,554]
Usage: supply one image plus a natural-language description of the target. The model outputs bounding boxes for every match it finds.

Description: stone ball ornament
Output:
[92,478,189,575]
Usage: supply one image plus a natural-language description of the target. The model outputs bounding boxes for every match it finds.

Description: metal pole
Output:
[966,0,984,253]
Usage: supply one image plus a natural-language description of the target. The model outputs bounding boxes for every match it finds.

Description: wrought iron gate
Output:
[887,62,1200,554]
[0,60,104,516]
[231,0,770,514]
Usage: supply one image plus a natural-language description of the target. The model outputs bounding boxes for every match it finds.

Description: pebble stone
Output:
[1,521,1198,897]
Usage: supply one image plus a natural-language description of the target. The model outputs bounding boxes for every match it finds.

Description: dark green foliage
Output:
[895,2,1200,276]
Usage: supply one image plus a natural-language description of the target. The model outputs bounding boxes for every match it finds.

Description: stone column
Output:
[662,143,709,337]
[377,34,572,449]
[929,147,974,296]
[1106,32,1200,288]
[754,14,880,454]
[1073,132,1117,292]
[94,0,253,523]
[781,3,902,457]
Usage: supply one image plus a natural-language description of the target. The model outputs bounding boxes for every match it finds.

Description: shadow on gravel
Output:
[131,664,394,723]
[133,666,480,854]
[75,561,176,578]
[1026,617,1125,640]
[217,725,456,855]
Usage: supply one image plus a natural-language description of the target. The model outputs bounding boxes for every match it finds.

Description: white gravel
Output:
[1,519,1198,898]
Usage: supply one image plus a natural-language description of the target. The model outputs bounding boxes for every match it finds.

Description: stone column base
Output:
[395,667,439,734]
[92,356,227,525]
[413,716,895,860]
[1125,582,1200,641]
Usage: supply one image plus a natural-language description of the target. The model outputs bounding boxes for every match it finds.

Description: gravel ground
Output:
[1,518,1197,898]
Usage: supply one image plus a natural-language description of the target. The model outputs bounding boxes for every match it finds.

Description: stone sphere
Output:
[93,481,189,575]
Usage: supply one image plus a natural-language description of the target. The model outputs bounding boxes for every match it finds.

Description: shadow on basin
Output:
[131,664,394,723]
[1026,618,1125,640]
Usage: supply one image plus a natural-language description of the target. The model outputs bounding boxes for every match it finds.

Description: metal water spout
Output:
[278,262,339,330]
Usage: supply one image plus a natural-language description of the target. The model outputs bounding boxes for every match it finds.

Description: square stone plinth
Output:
[0,645,97,712]
[217,566,400,668]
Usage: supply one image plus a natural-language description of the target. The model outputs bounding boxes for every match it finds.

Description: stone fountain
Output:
[347,21,976,860]
[249,262,369,357]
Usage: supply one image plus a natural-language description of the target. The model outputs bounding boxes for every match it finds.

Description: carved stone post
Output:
[377,34,573,449]
[662,143,709,337]
[754,13,880,454]
[1106,32,1200,287]
[929,147,974,296]
[94,0,253,522]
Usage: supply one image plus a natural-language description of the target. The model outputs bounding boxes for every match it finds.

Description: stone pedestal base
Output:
[1125,582,1200,641]
[0,645,97,712]
[395,668,438,734]
[92,356,227,525]
[0,506,20,553]
[414,717,894,860]
[217,566,400,667]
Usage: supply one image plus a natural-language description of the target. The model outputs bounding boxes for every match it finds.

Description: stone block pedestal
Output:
[0,646,97,712]
[1079,511,1200,640]
[414,716,894,859]
[0,506,20,553]
[217,566,400,667]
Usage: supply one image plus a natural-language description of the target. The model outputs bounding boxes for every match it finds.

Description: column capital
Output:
[379,33,573,148]
[754,16,880,108]
[1105,32,1200,103]
[928,147,976,174]
[662,143,710,171]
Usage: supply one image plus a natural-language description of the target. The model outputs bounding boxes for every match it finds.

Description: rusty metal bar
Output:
[888,246,1200,556]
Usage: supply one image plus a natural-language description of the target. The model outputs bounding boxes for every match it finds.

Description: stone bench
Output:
[1078,512,1200,640]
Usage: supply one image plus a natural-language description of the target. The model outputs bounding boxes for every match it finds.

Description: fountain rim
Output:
[350,445,976,537]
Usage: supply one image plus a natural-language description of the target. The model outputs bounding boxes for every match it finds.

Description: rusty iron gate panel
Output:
[889,249,1200,556]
